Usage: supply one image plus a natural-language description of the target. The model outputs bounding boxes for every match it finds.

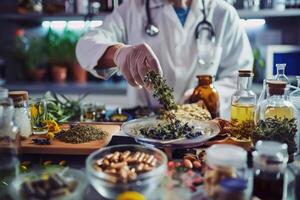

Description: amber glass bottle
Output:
[189,75,220,118]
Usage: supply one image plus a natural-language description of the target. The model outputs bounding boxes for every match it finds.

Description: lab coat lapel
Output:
[184,0,203,31]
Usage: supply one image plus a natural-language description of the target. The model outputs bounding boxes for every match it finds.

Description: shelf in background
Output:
[238,9,300,19]
[4,81,127,95]
[0,12,110,22]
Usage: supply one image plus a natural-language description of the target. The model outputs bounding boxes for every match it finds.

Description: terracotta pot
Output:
[51,65,67,83]
[72,63,87,83]
[26,68,46,82]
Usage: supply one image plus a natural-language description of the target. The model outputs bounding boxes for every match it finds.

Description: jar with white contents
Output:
[9,91,32,138]
[204,144,248,200]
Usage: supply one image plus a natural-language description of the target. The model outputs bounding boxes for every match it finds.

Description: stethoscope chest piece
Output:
[145,24,159,37]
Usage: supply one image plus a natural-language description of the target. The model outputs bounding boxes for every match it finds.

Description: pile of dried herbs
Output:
[229,119,255,140]
[252,117,298,155]
[55,124,107,144]
[144,71,178,111]
[138,120,203,140]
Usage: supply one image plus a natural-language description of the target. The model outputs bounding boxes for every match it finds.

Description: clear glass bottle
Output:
[256,81,295,120]
[189,75,220,118]
[231,70,257,125]
[252,141,288,200]
[0,97,19,199]
[9,91,32,138]
[274,63,289,83]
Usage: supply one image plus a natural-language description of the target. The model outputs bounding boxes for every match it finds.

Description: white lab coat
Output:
[76,0,253,119]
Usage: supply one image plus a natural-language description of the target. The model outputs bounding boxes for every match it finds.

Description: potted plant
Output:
[62,30,87,84]
[14,35,47,82]
[46,29,69,84]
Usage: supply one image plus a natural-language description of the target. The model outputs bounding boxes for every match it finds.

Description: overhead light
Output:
[50,21,67,29]
[240,19,266,28]
[67,20,85,29]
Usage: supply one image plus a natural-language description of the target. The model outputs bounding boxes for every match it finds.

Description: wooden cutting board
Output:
[20,124,120,155]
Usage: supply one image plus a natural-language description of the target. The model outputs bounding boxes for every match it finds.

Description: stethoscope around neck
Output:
[144,0,215,42]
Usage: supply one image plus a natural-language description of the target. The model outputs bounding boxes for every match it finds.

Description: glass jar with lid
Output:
[231,70,257,125]
[9,91,32,138]
[204,144,248,199]
[0,96,19,199]
[252,141,288,200]
[189,75,220,118]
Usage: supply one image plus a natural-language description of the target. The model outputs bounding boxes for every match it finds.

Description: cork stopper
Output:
[197,75,213,85]
[267,80,286,96]
[238,70,253,77]
[9,91,29,103]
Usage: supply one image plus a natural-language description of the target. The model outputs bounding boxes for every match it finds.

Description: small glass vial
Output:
[252,141,288,200]
[204,144,248,199]
[189,75,220,118]
[231,70,257,125]
[9,91,32,138]
[274,63,289,83]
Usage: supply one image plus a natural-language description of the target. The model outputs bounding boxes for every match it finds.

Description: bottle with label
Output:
[252,141,288,200]
[189,75,220,118]
[231,70,257,125]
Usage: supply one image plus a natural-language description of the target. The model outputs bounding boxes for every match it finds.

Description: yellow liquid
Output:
[265,106,294,119]
[231,103,255,124]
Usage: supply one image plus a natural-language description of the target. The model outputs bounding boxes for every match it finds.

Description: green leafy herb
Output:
[229,119,255,140]
[252,117,298,155]
[144,71,178,111]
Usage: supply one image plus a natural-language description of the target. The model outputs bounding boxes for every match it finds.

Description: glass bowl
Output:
[9,167,88,200]
[86,144,167,199]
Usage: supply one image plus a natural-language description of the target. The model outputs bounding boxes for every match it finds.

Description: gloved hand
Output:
[113,43,163,87]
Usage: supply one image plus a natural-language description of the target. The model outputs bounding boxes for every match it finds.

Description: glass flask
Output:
[30,98,48,134]
[0,97,19,199]
[231,70,257,125]
[189,75,220,118]
[274,63,289,83]
[252,141,288,200]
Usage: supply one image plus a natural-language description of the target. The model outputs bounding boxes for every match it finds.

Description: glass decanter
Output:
[274,63,289,83]
[231,70,257,125]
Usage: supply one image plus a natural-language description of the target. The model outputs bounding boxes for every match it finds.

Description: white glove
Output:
[114,43,163,87]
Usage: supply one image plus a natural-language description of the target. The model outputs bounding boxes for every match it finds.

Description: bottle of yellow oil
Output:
[230,70,257,125]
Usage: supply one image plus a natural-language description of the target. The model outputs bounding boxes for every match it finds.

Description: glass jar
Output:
[252,141,288,200]
[231,70,256,125]
[0,97,19,199]
[204,144,248,199]
[30,98,48,134]
[81,103,96,122]
[9,91,32,138]
[189,75,220,118]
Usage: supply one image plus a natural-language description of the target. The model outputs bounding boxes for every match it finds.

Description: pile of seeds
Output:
[93,150,158,183]
[55,124,107,144]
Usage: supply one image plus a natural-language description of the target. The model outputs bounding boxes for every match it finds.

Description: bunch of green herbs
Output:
[144,71,178,111]
[55,124,107,144]
[252,117,298,155]
[44,91,87,123]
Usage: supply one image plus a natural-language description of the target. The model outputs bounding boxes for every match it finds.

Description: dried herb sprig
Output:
[229,119,255,140]
[252,117,298,155]
[144,71,178,111]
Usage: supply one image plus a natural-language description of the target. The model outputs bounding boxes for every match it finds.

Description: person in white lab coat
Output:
[76,0,253,119]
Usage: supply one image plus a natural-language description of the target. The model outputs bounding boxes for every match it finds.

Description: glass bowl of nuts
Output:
[86,144,168,199]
